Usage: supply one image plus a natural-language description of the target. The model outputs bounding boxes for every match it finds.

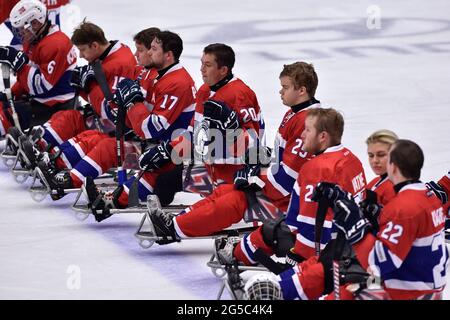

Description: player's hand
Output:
[70,65,95,92]
[311,182,349,204]
[359,189,382,233]
[113,78,144,109]
[0,46,29,72]
[333,198,371,245]
[233,165,261,191]
[203,99,240,131]
[426,181,448,204]
[138,141,173,171]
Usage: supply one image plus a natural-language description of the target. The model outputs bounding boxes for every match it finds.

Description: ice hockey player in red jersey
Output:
[0,0,77,137]
[225,107,367,267]
[365,129,398,206]
[326,139,448,300]
[95,43,265,213]
[0,0,71,49]
[75,30,197,219]
[16,21,137,174]
[143,61,319,245]
[24,28,161,200]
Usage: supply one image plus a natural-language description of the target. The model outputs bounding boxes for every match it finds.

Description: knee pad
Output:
[261,217,295,257]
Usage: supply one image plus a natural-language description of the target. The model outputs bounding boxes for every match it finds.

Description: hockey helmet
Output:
[243,272,283,300]
[9,0,48,43]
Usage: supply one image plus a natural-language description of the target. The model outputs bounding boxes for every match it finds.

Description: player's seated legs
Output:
[173,184,248,237]
[153,163,184,206]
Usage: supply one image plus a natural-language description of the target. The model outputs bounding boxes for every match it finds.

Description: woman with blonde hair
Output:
[366,129,398,205]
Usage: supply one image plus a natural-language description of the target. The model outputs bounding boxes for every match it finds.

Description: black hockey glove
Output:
[203,99,240,131]
[138,141,173,171]
[113,78,144,109]
[243,145,272,167]
[359,189,382,233]
[234,165,262,191]
[311,182,349,204]
[0,46,29,72]
[426,181,448,204]
[70,65,95,92]
[333,197,371,246]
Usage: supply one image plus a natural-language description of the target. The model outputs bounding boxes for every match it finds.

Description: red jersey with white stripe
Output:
[126,63,196,142]
[12,25,77,106]
[287,145,366,259]
[178,77,264,185]
[84,41,137,121]
[259,101,319,211]
[367,174,396,206]
[354,183,448,300]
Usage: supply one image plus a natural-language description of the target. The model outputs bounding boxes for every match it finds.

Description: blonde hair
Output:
[366,129,398,146]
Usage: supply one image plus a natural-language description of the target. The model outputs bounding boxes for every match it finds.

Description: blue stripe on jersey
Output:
[377,240,447,286]
[241,234,257,263]
[278,268,304,300]
[297,220,332,247]
[73,159,102,180]
[285,184,300,230]
[146,110,193,141]
[269,163,297,195]
[59,142,83,167]
[32,70,75,100]
[43,128,62,147]
[124,176,153,202]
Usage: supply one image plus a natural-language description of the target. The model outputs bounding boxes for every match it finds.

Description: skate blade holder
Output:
[10,147,33,184]
[134,195,188,249]
[72,180,148,221]
[207,252,267,279]
[0,133,19,168]
[134,195,162,249]
[28,166,52,202]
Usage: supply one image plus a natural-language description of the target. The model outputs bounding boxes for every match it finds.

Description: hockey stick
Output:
[1,64,22,132]
[92,61,126,186]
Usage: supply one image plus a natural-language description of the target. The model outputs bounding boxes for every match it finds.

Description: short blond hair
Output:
[307,108,344,145]
[366,129,398,146]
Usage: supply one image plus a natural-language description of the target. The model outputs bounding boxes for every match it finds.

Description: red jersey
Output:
[126,63,196,142]
[367,174,396,206]
[84,41,137,121]
[287,145,367,259]
[260,101,320,211]
[174,77,264,185]
[12,25,77,106]
[354,183,448,300]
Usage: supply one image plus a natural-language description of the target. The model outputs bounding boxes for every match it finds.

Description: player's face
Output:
[148,38,165,69]
[301,116,321,154]
[279,76,304,107]
[386,149,395,182]
[200,53,228,86]
[367,142,390,176]
[76,43,99,63]
[135,42,151,67]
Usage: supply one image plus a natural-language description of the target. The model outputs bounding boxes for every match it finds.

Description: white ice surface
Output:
[0,0,449,299]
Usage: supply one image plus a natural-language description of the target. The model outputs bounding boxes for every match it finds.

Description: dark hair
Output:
[154,31,183,61]
[280,62,318,97]
[307,108,344,145]
[203,43,235,71]
[389,139,424,180]
[71,19,108,46]
[133,27,161,49]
